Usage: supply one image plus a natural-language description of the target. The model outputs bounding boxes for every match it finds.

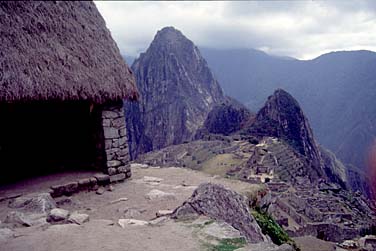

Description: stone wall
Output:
[101,102,131,182]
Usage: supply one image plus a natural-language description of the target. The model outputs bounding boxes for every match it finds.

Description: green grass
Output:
[204,238,247,251]
[251,209,300,250]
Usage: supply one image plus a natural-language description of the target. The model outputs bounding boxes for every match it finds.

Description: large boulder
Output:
[3,211,32,227]
[47,208,69,223]
[171,183,267,243]
[9,193,56,214]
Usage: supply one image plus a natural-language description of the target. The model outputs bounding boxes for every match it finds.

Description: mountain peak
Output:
[127,27,225,157]
[246,89,325,181]
[153,26,187,45]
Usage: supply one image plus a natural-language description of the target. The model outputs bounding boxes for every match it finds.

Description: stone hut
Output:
[0,1,138,183]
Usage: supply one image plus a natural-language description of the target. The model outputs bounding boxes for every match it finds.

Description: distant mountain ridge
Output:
[201,48,376,176]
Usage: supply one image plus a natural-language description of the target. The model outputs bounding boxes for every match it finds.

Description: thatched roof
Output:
[0,1,138,103]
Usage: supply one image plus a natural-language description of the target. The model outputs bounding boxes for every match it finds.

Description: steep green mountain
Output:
[125,27,225,159]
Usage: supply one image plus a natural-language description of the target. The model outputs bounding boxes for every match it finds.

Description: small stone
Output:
[110,173,126,183]
[96,188,105,195]
[63,182,79,195]
[118,148,129,157]
[120,128,127,137]
[125,170,132,178]
[108,168,117,175]
[118,136,127,147]
[94,174,110,185]
[143,176,163,183]
[55,197,74,207]
[89,177,97,187]
[102,110,120,119]
[103,127,119,139]
[145,189,176,201]
[68,212,89,225]
[102,119,111,127]
[339,240,358,249]
[112,139,120,148]
[50,185,65,198]
[108,185,114,192]
[47,208,69,223]
[112,117,126,128]
[156,210,173,217]
[109,197,128,204]
[118,166,127,173]
[118,219,149,228]
[107,160,121,168]
[78,178,91,190]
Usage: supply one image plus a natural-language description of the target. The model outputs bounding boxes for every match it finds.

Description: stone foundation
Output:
[101,103,131,179]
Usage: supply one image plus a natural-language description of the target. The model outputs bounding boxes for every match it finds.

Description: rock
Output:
[0,228,14,241]
[3,211,32,227]
[145,189,176,200]
[107,160,121,168]
[149,216,169,226]
[94,174,110,185]
[50,182,79,197]
[156,210,173,217]
[110,197,128,204]
[9,193,56,214]
[109,173,126,183]
[68,212,89,225]
[123,208,144,218]
[63,182,79,195]
[96,188,105,195]
[107,168,117,175]
[172,183,266,243]
[103,127,119,139]
[359,235,376,250]
[338,240,358,249]
[47,208,69,223]
[107,185,114,192]
[102,111,120,119]
[78,178,91,190]
[199,98,253,136]
[201,221,243,239]
[55,197,76,207]
[143,176,163,183]
[118,219,149,228]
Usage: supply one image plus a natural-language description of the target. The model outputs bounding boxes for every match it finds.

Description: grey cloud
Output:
[95,1,376,60]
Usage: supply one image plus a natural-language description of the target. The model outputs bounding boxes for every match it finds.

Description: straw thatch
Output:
[0,1,138,103]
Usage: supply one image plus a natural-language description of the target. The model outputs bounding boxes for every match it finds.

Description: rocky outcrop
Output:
[246,89,325,182]
[197,97,254,137]
[171,183,266,243]
[126,27,225,159]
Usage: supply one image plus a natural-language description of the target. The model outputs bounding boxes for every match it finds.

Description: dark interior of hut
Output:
[0,101,103,184]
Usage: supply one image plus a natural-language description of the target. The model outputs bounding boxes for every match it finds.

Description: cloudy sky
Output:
[95,1,376,60]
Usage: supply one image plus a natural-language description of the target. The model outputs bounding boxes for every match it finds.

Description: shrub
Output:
[251,209,300,250]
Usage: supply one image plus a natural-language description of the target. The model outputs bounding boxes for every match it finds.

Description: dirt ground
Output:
[293,236,336,251]
[0,165,339,251]
[0,165,261,251]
